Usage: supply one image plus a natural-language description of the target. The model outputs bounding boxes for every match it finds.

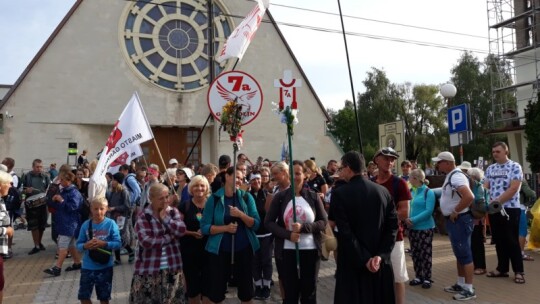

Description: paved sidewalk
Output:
[3,229,540,303]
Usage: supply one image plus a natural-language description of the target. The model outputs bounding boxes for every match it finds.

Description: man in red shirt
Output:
[374,147,411,304]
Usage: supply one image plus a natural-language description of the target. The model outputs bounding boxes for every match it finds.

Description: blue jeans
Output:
[446,213,474,265]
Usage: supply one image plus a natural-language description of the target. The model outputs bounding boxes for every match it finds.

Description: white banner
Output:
[215,0,269,63]
[107,144,144,174]
[91,92,153,183]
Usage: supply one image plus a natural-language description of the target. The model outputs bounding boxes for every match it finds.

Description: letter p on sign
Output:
[452,110,462,130]
[447,104,468,134]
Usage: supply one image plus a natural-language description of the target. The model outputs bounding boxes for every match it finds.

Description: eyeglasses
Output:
[337,165,347,173]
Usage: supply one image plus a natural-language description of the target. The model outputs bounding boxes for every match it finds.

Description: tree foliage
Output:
[450,52,508,162]
[525,98,540,172]
[327,52,513,166]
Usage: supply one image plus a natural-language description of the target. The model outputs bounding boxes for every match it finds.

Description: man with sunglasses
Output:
[373,147,411,304]
[432,151,476,301]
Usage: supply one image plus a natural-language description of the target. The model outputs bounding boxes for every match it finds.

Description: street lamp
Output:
[440,83,461,162]
[440,83,457,106]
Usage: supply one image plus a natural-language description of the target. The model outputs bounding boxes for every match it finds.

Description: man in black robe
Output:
[330,151,398,304]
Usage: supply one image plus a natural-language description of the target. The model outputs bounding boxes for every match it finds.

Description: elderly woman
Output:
[179,175,211,304]
[265,160,327,304]
[405,169,436,289]
[468,167,489,275]
[106,172,134,265]
[0,171,15,302]
[200,167,260,304]
[130,183,187,304]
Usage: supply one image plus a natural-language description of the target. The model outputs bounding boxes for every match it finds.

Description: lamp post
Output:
[440,83,461,162]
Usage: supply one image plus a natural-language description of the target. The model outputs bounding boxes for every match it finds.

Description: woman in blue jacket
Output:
[405,168,436,289]
[200,167,260,304]
[44,171,84,276]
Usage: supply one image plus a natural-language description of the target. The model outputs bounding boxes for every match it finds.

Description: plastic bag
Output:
[527,198,540,249]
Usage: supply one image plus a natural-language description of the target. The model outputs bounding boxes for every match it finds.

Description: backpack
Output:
[444,170,479,216]
[124,173,141,207]
[4,186,22,211]
[444,170,475,197]
[470,181,489,219]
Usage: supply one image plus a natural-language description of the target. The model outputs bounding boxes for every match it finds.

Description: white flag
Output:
[107,144,144,174]
[91,92,153,183]
[215,0,270,63]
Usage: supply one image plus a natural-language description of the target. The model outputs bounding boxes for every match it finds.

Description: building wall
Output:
[0,0,342,170]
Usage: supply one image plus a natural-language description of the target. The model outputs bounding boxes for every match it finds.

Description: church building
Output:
[0,0,342,171]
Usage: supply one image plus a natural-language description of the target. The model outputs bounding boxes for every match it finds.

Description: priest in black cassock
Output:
[329,151,398,304]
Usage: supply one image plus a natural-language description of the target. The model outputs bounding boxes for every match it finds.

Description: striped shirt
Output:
[0,198,10,255]
[134,206,186,275]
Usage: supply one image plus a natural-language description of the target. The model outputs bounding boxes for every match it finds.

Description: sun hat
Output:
[458,161,472,170]
[321,225,338,260]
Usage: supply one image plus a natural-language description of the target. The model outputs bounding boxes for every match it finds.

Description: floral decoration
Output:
[272,102,298,135]
[220,100,244,150]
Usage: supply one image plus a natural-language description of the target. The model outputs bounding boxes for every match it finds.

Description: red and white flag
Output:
[91,92,153,186]
[107,144,144,174]
[215,0,270,63]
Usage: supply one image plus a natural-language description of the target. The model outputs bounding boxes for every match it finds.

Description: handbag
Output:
[321,223,337,261]
[87,220,112,264]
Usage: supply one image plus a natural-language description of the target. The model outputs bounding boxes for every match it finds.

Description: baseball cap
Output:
[168,158,178,165]
[373,147,399,160]
[458,161,472,170]
[431,151,455,163]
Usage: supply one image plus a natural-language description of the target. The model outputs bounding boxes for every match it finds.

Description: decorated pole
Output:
[208,71,263,280]
[274,70,301,274]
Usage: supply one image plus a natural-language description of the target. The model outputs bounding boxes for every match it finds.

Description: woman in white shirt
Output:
[265,160,327,304]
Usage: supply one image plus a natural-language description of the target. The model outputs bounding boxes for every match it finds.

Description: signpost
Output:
[207,70,263,126]
[447,103,472,163]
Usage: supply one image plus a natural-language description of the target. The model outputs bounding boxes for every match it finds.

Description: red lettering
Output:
[228,76,243,91]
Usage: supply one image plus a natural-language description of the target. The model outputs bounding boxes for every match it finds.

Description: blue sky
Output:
[0,0,489,110]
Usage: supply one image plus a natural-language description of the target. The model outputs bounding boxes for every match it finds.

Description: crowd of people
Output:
[0,141,538,303]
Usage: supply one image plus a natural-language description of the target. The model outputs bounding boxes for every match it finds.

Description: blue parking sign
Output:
[448,104,469,134]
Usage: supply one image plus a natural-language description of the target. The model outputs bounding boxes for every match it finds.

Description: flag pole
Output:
[336,0,363,153]
[152,138,177,196]
[285,108,300,276]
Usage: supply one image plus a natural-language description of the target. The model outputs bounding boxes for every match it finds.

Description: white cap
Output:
[168,158,178,165]
[180,167,193,180]
[432,151,455,163]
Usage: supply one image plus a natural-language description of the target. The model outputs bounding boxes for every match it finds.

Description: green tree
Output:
[326,100,358,153]
[525,98,540,172]
[357,68,398,159]
[450,52,508,162]
[396,83,447,165]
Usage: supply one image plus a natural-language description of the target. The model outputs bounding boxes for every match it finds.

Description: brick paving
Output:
[3,229,540,303]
